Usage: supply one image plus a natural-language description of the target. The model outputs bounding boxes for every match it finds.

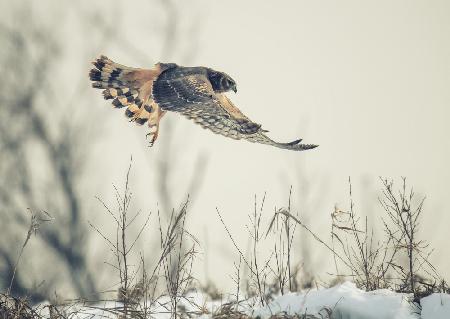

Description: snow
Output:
[250,282,420,319]
[421,293,450,319]
[34,282,449,318]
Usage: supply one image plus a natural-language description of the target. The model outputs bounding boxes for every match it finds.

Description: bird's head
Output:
[207,69,237,93]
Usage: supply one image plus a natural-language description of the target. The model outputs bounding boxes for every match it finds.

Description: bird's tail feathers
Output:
[89,55,163,127]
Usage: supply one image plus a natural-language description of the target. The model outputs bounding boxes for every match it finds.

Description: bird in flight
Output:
[89,56,317,151]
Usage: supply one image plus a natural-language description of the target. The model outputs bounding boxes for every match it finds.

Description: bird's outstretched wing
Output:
[152,73,318,151]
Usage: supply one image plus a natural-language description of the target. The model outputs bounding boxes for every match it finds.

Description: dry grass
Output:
[209,301,330,319]
[0,293,39,319]
[1,176,448,318]
[0,210,53,319]
[86,160,199,318]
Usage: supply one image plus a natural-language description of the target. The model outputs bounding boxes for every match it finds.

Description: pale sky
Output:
[88,0,450,291]
[5,0,450,295]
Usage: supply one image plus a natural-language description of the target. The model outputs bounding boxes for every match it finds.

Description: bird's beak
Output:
[232,85,237,93]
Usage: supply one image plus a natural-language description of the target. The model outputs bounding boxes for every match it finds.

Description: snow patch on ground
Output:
[421,293,450,319]
[250,282,420,319]
[35,282,449,318]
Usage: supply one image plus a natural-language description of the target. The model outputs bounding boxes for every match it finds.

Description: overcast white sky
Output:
[6,0,450,294]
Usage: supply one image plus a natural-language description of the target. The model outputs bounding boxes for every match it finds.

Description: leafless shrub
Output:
[0,211,64,319]
[216,195,271,306]
[327,177,448,298]
[246,194,270,305]
[266,188,300,294]
[88,161,199,318]
[217,191,307,307]
[266,177,449,301]
[159,200,199,318]
[7,210,53,296]
[89,159,155,317]
[330,178,399,291]
[230,255,242,304]
[379,177,446,299]
[0,293,40,319]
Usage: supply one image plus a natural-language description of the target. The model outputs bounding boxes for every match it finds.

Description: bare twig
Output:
[7,210,52,295]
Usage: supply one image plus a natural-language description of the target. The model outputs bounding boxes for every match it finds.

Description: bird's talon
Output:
[146,130,158,147]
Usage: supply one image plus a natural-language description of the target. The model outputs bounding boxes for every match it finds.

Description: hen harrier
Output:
[89,56,317,151]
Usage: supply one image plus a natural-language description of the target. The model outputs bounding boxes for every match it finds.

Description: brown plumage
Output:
[89,55,318,151]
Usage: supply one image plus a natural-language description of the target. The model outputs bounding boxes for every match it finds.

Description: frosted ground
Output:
[36,282,450,319]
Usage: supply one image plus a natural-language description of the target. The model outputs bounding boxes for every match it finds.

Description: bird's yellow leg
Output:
[146,105,166,146]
